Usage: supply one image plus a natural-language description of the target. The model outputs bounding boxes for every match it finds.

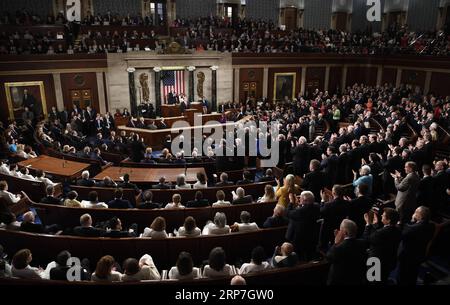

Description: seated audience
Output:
[215,172,234,187]
[91,255,122,282]
[232,187,253,205]
[72,214,105,237]
[272,242,299,268]
[97,176,117,188]
[11,249,44,279]
[202,212,231,235]
[40,185,62,205]
[152,176,171,189]
[236,171,254,185]
[142,216,168,238]
[212,190,231,207]
[175,174,191,189]
[176,216,201,237]
[231,211,259,232]
[257,184,276,203]
[19,167,35,181]
[186,191,209,208]
[20,211,60,234]
[76,170,96,187]
[118,173,140,193]
[35,169,56,187]
[258,168,275,182]
[239,246,271,274]
[81,191,108,208]
[121,254,161,281]
[49,250,90,281]
[103,217,136,238]
[202,247,233,278]
[63,191,82,208]
[193,172,207,189]
[107,188,133,209]
[168,251,200,280]
[165,194,185,209]
[137,190,161,209]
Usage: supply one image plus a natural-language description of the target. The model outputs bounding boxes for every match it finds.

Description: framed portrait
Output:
[4,81,48,120]
[273,72,296,101]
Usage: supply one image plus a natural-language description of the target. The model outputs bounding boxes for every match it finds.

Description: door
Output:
[224,4,238,25]
[284,7,297,30]
[70,89,92,108]
[242,82,257,102]
[335,12,348,31]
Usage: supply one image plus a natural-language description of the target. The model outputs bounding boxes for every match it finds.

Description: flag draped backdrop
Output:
[161,70,185,103]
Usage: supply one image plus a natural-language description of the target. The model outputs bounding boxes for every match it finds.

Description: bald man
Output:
[230,275,246,285]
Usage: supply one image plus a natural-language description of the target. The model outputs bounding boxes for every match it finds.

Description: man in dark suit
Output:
[103,217,136,238]
[232,187,253,205]
[417,164,434,208]
[321,146,339,188]
[215,172,234,187]
[320,185,350,250]
[137,190,161,209]
[129,134,146,162]
[167,91,176,105]
[20,211,60,234]
[363,207,401,284]
[118,173,140,194]
[76,170,96,187]
[236,171,253,185]
[107,188,133,209]
[326,219,368,285]
[347,184,374,236]
[40,185,62,205]
[433,161,450,212]
[22,89,37,115]
[49,251,90,281]
[263,205,288,228]
[73,214,105,237]
[286,191,321,261]
[301,159,327,202]
[152,176,171,189]
[59,107,69,126]
[292,137,310,177]
[272,242,299,268]
[258,168,275,183]
[397,206,435,286]
[186,191,209,208]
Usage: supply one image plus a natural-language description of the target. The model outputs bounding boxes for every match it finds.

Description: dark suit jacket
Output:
[50,265,90,281]
[137,201,161,209]
[326,238,368,285]
[398,221,435,263]
[215,181,234,187]
[73,226,105,237]
[262,216,288,228]
[152,183,171,189]
[40,196,62,205]
[321,154,339,187]
[301,170,327,202]
[76,178,96,187]
[20,222,45,234]
[118,182,140,193]
[185,199,210,208]
[286,203,321,251]
[103,230,136,238]
[107,198,133,209]
[320,198,349,242]
[417,176,434,207]
[363,224,401,273]
[232,195,253,205]
[236,179,253,185]
[347,196,374,234]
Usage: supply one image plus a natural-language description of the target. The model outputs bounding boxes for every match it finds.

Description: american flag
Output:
[161,70,185,103]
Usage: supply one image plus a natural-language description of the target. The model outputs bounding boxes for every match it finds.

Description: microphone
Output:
[184,162,187,177]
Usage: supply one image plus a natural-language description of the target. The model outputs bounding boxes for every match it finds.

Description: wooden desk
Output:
[18,155,90,180]
[94,167,206,184]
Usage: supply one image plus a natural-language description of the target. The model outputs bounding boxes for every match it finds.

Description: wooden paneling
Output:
[401,69,426,89]
[381,68,397,86]
[60,72,99,112]
[429,72,450,97]
[268,67,302,101]
[0,74,57,124]
[0,54,107,71]
[305,67,326,92]
[239,68,263,102]
[346,66,378,86]
[328,66,343,92]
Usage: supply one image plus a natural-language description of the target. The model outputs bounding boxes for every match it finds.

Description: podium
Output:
[161,104,180,117]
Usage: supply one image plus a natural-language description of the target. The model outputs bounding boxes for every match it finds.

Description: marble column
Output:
[127,67,137,116]
[187,66,195,103]
[211,66,218,112]
[153,67,162,116]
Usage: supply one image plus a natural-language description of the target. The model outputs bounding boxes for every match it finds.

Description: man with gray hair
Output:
[76,170,96,187]
[326,219,368,285]
[352,165,373,196]
[232,187,253,205]
[286,191,320,261]
[392,161,420,224]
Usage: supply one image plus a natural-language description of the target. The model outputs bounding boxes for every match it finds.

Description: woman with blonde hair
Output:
[258,184,276,203]
[275,174,301,207]
[91,255,122,282]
